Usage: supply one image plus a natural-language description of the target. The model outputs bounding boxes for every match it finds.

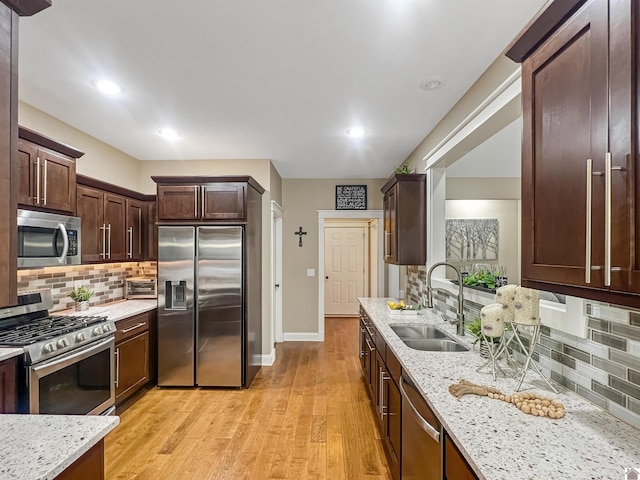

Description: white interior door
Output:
[324,226,365,316]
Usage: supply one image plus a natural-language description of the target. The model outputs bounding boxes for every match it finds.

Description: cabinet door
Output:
[202,183,246,220]
[385,378,401,480]
[17,139,38,207]
[104,194,127,262]
[0,357,17,414]
[115,331,150,405]
[445,435,478,480]
[521,0,609,289]
[157,185,199,220]
[39,148,76,213]
[77,186,105,262]
[126,199,144,261]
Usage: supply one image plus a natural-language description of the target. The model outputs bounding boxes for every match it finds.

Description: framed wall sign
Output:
[335,185,367,210]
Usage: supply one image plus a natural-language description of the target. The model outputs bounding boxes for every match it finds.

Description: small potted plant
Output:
[68,286,94,311]
[466,317,500,358]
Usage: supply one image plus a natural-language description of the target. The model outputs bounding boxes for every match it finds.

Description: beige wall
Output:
[19,102,141,191]
[137,159,272,195]
[269,162,282,205]
[281,178,386,334]
[446,177,520,200]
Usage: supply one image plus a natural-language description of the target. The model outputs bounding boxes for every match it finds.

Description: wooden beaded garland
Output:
[449,379,565,419]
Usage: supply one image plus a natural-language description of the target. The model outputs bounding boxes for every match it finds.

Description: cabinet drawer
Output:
[386,347,401,384]
[115,311,151,343]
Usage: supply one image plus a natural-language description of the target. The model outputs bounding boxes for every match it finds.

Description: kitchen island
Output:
[359,297,640,480]
[0,414,119,480]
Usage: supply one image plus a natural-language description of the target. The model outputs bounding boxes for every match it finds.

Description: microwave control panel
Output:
[67,230,78,255]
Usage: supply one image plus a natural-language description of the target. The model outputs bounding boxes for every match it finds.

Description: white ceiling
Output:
[18,0,546,179]
[447,117,522,178]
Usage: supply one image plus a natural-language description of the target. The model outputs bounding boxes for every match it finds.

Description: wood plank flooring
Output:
[104,316,391,479]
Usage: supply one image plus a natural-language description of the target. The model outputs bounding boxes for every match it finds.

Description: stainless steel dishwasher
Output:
[399,375,443,480]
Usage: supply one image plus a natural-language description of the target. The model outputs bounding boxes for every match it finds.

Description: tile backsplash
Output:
[406,265,640,429]
[17,262,157,312]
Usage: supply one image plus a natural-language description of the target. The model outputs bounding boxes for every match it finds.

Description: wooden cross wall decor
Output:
[294,226,307,247]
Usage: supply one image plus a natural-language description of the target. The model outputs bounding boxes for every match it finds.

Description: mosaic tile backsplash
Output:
[17,262,157,312]
[406,265,640,429]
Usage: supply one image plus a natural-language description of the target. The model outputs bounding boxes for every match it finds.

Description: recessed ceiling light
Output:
[95,79,122,95]
[420,78,444,91]
[158,128,180,140]
[346,127,365,138]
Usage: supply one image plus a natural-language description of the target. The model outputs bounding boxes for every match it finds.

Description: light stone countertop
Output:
[0,347,23,362]
[359,297,640,480]
[54,298,157,322]
[0,414,119,480]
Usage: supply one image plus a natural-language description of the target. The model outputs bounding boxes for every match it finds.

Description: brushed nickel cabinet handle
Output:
[107,224,112,259]
[127,227,133,258]
[194,186,198,217]
[43,159,48,205]
[604,153,611,286]
[585,159,593,284]
[121,322,146,334]
[100,224,106,259]
[114,348,120,388]
[36,156,41,205]
[201,186,206,217]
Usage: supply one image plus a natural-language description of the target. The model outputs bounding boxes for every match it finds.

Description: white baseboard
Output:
[283,332,321,342]
[257,349,276,366]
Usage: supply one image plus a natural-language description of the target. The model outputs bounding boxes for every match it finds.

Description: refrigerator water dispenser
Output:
[165,280,187,310]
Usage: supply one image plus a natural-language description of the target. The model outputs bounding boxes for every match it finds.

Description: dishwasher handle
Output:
[399,375,440,443]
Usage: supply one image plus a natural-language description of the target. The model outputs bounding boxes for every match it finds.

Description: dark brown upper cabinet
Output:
[17,127,84,214]
[381,173,426,265]
[153,176,264,223]
[509,0,640,308]
[76,175,156,263]
[76,186,126,263]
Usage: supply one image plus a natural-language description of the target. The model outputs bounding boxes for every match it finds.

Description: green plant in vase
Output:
[394,164,415,174]
[68,286,94,311]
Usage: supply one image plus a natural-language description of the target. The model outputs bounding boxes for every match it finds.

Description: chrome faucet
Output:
[425,262,465,336]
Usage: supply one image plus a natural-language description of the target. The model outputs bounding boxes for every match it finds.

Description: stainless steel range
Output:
[0,290,116,415]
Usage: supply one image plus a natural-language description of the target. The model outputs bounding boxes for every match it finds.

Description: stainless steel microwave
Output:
[17,209,81,268]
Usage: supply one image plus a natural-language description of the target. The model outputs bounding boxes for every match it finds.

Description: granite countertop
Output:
[54,298,157,322]
[0,414,119,480]
[359,297,640,480]
[0,347,23,362]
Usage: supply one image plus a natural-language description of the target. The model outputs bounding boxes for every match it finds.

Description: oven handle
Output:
[399,375,440,443]
[31,336,115,378]
[56,223,70,264]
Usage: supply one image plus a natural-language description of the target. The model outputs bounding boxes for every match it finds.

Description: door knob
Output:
[325,276,329,279]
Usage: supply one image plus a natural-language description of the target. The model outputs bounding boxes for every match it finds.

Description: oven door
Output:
[28,336,115,415]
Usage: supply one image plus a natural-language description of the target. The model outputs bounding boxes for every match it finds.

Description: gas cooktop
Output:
[0,315,108,346]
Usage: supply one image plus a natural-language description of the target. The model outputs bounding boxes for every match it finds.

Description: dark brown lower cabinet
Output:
[114,310,156,406]
[444,433,478,480]
[55,440,104,480]
[0,356,17,413]
[359,307,400,480]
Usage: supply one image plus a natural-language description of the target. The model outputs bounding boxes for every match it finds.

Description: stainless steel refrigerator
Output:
[157,225,254,387]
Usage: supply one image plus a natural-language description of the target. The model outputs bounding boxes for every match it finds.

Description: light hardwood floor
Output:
[105,316,392,479]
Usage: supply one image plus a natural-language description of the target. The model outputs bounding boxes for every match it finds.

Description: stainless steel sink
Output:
[390,324,448,340]
[401,338,469,352]
[390,324,469,352]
